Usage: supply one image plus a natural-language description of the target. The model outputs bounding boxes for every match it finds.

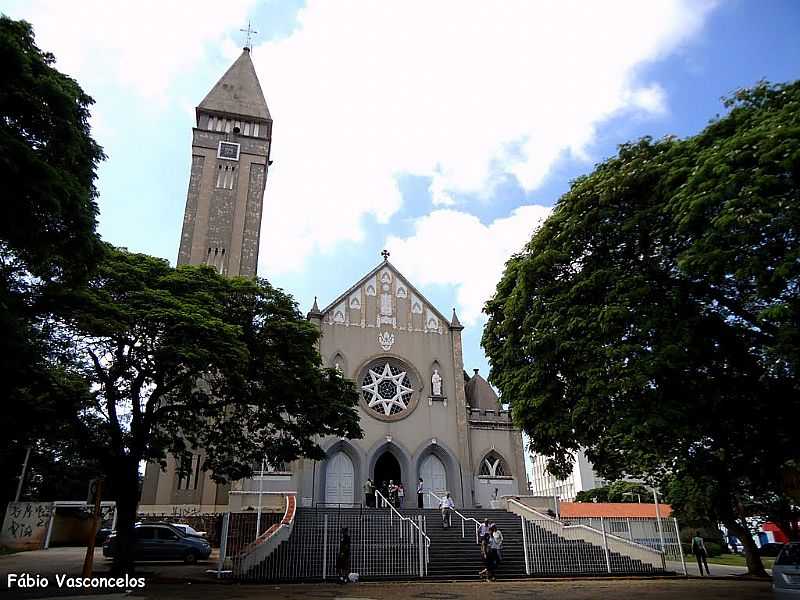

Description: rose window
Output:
[361,362,414,416]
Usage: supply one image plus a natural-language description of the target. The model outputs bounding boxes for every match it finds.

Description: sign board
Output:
[0,502,53,550]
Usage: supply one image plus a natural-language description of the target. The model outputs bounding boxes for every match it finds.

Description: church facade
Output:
[139,47,527,513]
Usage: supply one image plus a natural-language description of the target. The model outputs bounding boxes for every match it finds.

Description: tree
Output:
[51,247,362,573]
[0,16,105,514]
[574,481,651,504]
[483,81,800,576]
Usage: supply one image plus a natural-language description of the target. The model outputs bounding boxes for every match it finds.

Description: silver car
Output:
[773,542,800,599]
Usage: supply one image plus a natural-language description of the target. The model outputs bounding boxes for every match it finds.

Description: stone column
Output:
[449,309,473,507]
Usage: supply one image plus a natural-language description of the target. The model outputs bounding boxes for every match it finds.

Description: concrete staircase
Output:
[232,506,667,582]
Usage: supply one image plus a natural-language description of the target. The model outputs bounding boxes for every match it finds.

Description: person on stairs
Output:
[397,483,405,507]
[417,478,424,508]
[493,525,504,563]
[439,492,454,529]
[363,478,375,508]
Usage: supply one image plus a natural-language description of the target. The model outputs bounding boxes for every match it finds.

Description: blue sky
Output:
[3,0,799,378]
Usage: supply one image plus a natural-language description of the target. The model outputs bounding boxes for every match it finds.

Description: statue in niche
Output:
[431,368,443,396]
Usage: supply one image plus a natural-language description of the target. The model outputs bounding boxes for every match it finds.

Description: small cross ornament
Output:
[240,21,258,50]
[381,249,390,261]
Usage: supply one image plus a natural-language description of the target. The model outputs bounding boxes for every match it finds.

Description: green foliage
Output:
[49,247,362,572]
[483,81,800,576]
[574,481,651,503]
[0,16,104,280]
[0,16,104,508]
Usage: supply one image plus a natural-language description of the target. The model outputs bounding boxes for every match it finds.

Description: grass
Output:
[707,554,775,569]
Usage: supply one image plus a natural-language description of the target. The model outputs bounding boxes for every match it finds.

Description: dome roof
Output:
[464,369,499,410]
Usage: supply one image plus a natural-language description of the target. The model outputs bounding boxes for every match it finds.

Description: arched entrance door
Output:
[420,454,447,508]
[374,452,402,497]
[325,451,354,505]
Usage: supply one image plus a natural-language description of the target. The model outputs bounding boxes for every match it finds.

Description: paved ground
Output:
[665,559,764,577]
[1,548,773,599]
[0,578,773,600]
[0,547,215,583]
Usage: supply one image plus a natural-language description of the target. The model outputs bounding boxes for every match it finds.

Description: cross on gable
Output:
[381,249,390,261]
[240,21,258,50]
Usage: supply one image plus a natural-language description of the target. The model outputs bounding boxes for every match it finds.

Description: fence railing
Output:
[426,490,482,543]
[375,489,431,574]
[224,502,429,581]
[565,516,686,572]
[509,499,670,575]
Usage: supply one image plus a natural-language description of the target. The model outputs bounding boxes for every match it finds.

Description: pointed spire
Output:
[307,296,323,320]
[450,307,463,330]
[198,49,271,120]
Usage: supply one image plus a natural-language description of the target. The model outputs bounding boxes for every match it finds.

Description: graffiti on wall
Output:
[1,502,53,550]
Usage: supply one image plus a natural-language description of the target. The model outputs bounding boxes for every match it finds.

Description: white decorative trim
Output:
[411,295,423,314]
[377,331,395,351]
[349,292,361,309]
[396,283,408,298]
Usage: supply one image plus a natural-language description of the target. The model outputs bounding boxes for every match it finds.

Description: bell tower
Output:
[177,47,272,277]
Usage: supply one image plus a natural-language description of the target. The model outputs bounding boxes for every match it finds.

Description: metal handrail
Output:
[375,490,431,553]
[428,490,482,543]
[507,498,664,556]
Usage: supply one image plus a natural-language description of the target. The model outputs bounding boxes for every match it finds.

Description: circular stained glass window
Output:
[361,361,414,417]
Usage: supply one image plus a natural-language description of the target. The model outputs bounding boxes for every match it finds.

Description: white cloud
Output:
[6,0,257,101]
[255,0,715,273]
[386,205,552,324]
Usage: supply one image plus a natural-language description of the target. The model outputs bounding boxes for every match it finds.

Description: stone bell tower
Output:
[177,46,272,277]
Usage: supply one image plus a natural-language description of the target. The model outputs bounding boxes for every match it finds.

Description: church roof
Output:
[319,257,451,327]
[464,369,500,410]
[198,49,271,121]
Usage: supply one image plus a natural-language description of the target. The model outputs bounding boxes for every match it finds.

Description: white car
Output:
[170,523,207,538]
[773,542,800,599]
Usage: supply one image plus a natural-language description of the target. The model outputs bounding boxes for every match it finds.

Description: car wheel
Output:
[184,551,198,564]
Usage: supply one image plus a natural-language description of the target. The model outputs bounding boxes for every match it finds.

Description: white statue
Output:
[431,368,443,396]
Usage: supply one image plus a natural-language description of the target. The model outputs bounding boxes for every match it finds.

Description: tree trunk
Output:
[724,519,768,577]
[110,455,141,576]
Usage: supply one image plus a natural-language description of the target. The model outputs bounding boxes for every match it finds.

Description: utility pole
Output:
[14,446,32,502]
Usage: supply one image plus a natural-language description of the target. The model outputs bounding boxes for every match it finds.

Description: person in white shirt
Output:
[439,493,455,529]
[417,478,424,508]
[493,526,504,562]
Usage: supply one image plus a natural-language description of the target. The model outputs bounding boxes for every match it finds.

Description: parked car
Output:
[773,542,800,600]
[95,527,112,545]
[103,523,211,564]
[170,523,207,538]
[760,542,786,557]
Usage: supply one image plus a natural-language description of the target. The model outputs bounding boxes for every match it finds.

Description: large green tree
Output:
[50,247,362,573]
[483,82,800,576]
[0,16,105,510]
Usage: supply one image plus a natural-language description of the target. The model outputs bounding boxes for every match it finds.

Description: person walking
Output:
[397,483,405,507]
[480,525,500,581]
[363,478,375,508]
[388,480,398,507]
[439,492,454,529]
[417,478,424,508]
[493,525,504,563]
[691,531,711,576]
[336,527,351,584]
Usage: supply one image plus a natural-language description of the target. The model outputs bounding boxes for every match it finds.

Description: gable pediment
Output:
[319,261,450,334]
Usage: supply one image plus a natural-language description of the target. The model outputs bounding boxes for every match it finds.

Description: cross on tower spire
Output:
[240,21,258,51]
[381,249,390,261]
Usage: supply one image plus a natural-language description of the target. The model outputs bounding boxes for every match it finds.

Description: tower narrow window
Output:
[229,166,236,190]
[208,115,216,131]
[243,122,251,136]
[253,122,259,137]
[216,164,224,188]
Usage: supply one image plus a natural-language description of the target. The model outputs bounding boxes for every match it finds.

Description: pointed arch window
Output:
[479,452,509,478]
